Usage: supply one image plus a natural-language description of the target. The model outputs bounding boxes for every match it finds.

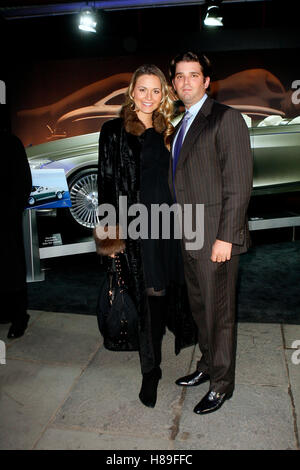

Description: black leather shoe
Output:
[139,367,162,408]
[175,370,210,387]
[7,313,30,339]
[193,390,232,415]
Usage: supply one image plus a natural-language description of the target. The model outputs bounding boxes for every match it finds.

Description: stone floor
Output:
[0,310,299,450]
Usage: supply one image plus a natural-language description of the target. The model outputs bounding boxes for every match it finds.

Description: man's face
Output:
[172,61,210,108]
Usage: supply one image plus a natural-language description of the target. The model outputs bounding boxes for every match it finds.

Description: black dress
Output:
[140,128,183,292]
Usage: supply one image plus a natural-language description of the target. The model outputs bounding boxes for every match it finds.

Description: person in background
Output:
[0,104,32,338]
[94,64,195,408]
[169,51,253,414]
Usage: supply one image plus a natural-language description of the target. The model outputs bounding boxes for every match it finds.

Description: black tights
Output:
[147,292,166,370]
[138,290,167,406]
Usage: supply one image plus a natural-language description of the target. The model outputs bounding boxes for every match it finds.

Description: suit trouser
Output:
[182,251,240,395]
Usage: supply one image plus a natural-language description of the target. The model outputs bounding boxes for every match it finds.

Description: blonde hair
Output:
[122,64,174,147]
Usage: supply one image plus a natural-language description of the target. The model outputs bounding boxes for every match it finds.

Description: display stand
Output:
[39,239,95,259]
[23,210,96,282]
[23,210,45,282]
[248,211,300,241]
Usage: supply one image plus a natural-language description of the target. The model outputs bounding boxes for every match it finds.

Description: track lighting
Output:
[78,7,97,33]
[204,4,223,27]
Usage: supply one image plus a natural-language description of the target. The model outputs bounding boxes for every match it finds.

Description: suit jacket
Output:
[169,97,253,259]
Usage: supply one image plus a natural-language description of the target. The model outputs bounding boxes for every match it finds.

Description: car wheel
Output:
[67,168,99,231]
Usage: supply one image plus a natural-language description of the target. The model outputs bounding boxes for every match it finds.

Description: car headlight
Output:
[29,159,53,169]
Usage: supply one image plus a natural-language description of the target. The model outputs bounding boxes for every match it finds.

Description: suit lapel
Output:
[177,112,208,169]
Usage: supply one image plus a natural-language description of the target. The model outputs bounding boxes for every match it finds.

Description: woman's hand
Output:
[109,250,125,258]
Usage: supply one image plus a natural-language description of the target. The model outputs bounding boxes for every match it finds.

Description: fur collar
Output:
[120,105,167,136]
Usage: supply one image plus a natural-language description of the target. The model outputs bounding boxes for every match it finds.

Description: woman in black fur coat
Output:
[94,64,196,408]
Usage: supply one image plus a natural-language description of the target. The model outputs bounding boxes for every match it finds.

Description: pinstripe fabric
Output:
[169,97,253,394]
[182,250,239,394]
[169,97,253,259]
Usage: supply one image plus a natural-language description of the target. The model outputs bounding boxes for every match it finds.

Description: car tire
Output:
[64,168,99,233]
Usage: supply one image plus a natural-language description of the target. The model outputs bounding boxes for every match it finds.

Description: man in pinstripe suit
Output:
[169,52,253,414]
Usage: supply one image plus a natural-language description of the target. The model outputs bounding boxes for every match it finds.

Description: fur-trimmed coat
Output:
[94,107,196,373]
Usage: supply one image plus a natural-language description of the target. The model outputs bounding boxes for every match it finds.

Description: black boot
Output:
[139,366,162,408]
[7,313,30,339]
[139,296,166,408]
[6,288,30,339]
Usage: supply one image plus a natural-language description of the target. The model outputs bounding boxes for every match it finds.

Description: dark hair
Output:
[169,51,212,81]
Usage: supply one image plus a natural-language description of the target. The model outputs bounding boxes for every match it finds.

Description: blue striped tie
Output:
[173,111,191,200]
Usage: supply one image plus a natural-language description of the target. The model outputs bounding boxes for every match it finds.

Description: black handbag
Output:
[97,252,139,351]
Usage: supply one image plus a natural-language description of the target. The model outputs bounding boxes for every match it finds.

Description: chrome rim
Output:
[69,172,98,228]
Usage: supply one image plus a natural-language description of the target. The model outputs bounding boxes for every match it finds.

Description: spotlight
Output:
[204,5,223,27]
[78,7,97,33]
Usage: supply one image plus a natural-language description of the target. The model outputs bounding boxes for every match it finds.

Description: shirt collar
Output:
[187,93,208,118]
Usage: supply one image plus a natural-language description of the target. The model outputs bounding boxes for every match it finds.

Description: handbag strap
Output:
[115,251,133,287]
[114,255,125,288]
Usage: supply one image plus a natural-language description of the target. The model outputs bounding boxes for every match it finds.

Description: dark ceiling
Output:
[0,1,272,18]
[0,0,299,63]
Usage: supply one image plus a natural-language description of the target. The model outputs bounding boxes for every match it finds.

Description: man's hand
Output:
[211,239,232,262]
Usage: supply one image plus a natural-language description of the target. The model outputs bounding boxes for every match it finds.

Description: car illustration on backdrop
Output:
[17,73,132,147]
[26,109,300,232]
[46,87,128,141]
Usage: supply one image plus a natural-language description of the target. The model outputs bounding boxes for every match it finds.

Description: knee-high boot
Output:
[139,296,166,408]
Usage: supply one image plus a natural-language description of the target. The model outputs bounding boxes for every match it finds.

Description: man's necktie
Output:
[172,111,191,199]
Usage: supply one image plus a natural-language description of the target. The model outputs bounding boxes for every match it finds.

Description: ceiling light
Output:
[78,7,97,33]
[204,5,223,27]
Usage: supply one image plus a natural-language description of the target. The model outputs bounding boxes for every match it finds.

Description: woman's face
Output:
[132,74,162,117]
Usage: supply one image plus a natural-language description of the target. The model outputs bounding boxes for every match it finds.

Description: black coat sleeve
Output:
[2,133,32,216]
[216,108,253,246]
[95,120,125,256]
[97,121,118,210]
